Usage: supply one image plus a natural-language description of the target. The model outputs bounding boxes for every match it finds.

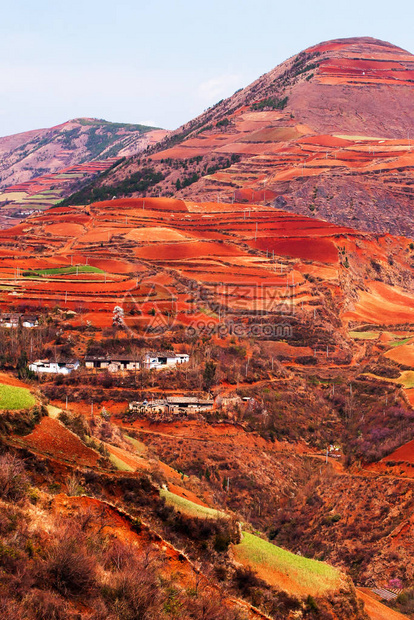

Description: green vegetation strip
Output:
[398,371,414,389]
[24,265,104,276]
[108,453,134,472]
[363,371,414,389]
[233,532,343,595]
[125,435,147,454]
[160,489,226,519]
[0,383,35,410]
[348,331,378,340]
[389,337,413,348]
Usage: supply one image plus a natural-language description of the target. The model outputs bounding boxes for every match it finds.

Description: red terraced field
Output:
[43,223,86,236]
[0,197,411,335]
[78,37,414,238]
[382,439,414,464]
[385,343,414,367]
[95,197,188,212]
[134,241,248,260]
[249,237,339,263]
[18,417,100,467]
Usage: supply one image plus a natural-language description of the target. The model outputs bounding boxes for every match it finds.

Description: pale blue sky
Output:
[0,0,413,136]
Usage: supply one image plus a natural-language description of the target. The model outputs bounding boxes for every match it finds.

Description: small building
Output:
[84,355,140,371]
[0,313,39,328]
[29,359,80,375]
[144,352,189,370]
[0,313,21,328]
[166,396,213,412]
[128,395,213,416]
[129,399,167,414]
[22,315,39,328]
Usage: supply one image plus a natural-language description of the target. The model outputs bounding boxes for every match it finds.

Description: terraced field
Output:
[82,37,414,237]
[0,198,411,340]
[233,531,344,596]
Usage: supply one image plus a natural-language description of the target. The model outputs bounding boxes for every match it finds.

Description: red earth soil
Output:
[249,237,339,263]
[19,417,100,468]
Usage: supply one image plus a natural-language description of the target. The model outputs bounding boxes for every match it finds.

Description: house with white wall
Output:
[29,360,79,375]
[143,351,189,370]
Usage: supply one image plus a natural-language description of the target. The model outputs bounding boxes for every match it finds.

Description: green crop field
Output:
[24,265,104,277]
[125,435,147,454]
[389,337,413,348]
[397,371,414,389]
[0,384,35,410]
[233,532,343,596]
[160,489,226,519]
[108,453,134,472]
[348,331,378,340]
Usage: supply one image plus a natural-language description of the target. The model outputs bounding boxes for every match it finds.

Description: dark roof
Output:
[85,354,140,362]
[145,351,177,358]
[166,396,212,405]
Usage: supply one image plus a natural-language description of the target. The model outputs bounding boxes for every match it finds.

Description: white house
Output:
[22,315,39,328]
[0,313,39,328]
[29,360,80,375]
[144,352,189,370]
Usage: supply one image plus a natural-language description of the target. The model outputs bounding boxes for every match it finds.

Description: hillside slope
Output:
[67,38,414,236]
[0,198,413,616]
[0,117,166,190]
[0,118,168,227]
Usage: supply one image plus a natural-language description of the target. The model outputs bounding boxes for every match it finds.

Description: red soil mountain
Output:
[74,37,414,236]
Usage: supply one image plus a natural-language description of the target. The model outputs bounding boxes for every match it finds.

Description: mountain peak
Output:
[305,35,411,55]
[62,36,414,236]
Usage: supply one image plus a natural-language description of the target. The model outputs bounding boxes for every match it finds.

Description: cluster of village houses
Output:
[28,351,190,375]
[0,313,189,374]
[0,313,39,328]
[129,396,214,416]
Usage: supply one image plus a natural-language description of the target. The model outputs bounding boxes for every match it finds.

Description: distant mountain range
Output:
[62,37,414,236]
[0,118,168,227]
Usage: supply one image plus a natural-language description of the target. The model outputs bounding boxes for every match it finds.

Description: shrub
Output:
[233,565,267,596]
[23,589,71,620]
[107,562,163,620]
[0,453,29,501]
[43,532,97,596]
[186,591,240,619]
